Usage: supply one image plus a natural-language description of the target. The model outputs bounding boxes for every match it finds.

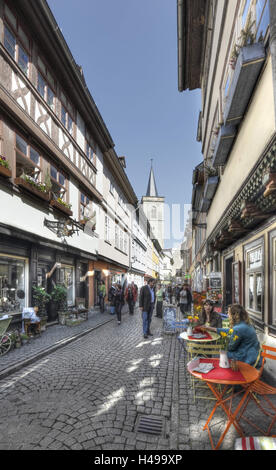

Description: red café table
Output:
[187,358,260,450]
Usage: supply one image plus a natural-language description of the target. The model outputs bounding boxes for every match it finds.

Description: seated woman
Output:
[198,299,222,328]
[204,303,261,367]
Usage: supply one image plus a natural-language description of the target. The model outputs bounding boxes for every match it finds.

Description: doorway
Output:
[225,255,234,310]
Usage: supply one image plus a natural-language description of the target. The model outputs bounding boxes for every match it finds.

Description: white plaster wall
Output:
[0,190,98,255]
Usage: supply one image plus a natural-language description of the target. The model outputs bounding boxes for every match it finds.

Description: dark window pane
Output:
[18,45,29,75]
[30,147,39,165]
[47,86,54,109]
[58,173,65,186]
[50,165,57,180]
[16,134,27,155]
[37,73,45,97]
[4,25,16,58]
[61,106,66,127]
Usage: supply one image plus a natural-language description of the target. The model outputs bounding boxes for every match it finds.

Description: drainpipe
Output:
[269,0,276,125]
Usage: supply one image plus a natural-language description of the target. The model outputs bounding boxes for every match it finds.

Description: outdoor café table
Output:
[187,358,260,450]
[179,330,220,361]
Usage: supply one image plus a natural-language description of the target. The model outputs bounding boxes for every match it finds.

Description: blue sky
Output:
[47,0,202,248]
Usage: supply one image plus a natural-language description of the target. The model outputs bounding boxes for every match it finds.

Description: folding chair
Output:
[186,342,221,402]
[237,344,276,436]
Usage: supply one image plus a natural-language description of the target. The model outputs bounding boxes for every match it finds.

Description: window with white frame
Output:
[3,3,30,76]
[50,164,68,201]
[222,0,269,111]
[244,239,264,317]
[80,192,93,221]
[105,215,111,242]
[0,254,28,314]
[37,56,55,111]
[15,133,42,181]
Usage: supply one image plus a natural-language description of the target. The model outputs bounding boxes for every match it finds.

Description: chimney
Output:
[118,156,126,168]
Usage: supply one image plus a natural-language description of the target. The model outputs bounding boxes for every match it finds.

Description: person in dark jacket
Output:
[114,284,124,325]
[108,283,116,315]
[177,284,192,316]
[139,278,156,338]
[198,299,222,328]
[125,282,138,315]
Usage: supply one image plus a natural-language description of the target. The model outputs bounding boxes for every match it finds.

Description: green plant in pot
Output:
[32,286,51,329]
[20,333,29,345]
[50,285,68,325]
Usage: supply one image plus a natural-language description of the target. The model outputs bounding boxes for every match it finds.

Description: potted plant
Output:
[32,286,51,330]
[20,333,29,346]
[15,172,51,201]
[50,285,68,325]
[0,155,12,178]
[50,196,73,217]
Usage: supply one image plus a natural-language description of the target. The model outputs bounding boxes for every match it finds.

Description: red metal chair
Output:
[237,344,276,436]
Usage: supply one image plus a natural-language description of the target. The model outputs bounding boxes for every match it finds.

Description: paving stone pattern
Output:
[0,307,275,450]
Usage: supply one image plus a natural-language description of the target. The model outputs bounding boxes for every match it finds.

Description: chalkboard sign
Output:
[163,306,177,334]
[209,272,222,289]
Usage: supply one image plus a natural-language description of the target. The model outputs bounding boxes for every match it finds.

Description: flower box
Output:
[14,177,51,201]
[0,165,12,178]
[50,199,73,217]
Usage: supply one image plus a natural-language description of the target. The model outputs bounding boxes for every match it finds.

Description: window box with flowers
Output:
[50,197,73,217]
[15,173,51,201]
[0,155,12,178]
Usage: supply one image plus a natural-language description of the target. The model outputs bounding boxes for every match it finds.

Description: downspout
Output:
[177,0,185,92]
[269,0,276,126]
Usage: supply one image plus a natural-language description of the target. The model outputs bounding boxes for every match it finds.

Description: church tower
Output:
[141,161,165,249]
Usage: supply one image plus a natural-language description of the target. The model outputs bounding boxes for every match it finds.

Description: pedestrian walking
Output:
[155,283,165,318]
[114,284,124,325]
[139,278,156,339]
[108,283,116,315]
[125,282,138,315]
[178,284,192,316]
[98,280,106,313]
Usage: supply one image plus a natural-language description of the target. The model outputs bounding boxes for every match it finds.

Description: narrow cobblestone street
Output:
[1,308,274,452]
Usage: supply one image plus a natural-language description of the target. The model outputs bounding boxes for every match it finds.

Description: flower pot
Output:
[0,166,12,178]
[14,177,51,201]
[50,199,73,217]
[58,312,68,325]
[187,325,193,336]
[219,350,230,368]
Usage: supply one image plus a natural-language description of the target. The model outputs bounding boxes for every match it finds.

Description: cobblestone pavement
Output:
[0,307,275,451]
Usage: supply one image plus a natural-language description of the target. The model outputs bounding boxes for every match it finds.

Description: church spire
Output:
[146,159,158,197]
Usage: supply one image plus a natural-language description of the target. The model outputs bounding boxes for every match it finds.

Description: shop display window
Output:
[244,240,264,318]
[57,265,75,306]
[0,255,27,314]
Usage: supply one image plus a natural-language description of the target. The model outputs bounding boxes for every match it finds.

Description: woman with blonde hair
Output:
[203,304,261,367]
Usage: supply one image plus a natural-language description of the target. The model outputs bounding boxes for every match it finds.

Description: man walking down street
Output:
[139,278,156,339]
[98,280,106,313]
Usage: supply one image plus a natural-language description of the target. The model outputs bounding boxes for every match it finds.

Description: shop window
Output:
[50,164,67,201]
[244,240,264,318]
[0,255,27,314]
[3,4,30,76]
[15,133,42,182]
[57,265,74,306]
